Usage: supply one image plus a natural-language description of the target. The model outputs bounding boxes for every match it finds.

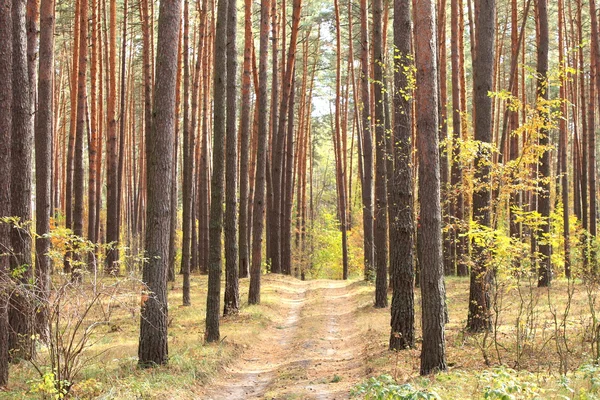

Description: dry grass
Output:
[2,274,599,399]
[2,274,301,399]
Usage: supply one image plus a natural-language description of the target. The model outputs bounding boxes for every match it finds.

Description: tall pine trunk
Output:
[9,0,35,360]
[415,0,446,375]
[205,0,228,341]
[0,0,12,384]
[373,0,388,307]
[359,0,374,281]
[238,0,253,279]
[389,0,415,351]
[467,0,496,331]
[34,0,54,338]
[249,0,271,305]
[224,0,240,315]
[537,0,552,287]
[138,0,181,367]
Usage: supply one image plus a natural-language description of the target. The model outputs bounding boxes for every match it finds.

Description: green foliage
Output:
[351,375,440,400]
[478,367,542,399]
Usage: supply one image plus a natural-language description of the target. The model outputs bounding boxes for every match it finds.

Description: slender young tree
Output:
[359,0,375,280]
[138,0,181,367]
[205,0,228,341]
[414,0,447,375]
[268,0,281,275]
[72,0,89,281]
[331,0,349,281]
[588,0,599,269]
[450,0,466,276]
[558,0,570,277]
[467,0,496,331]
[0,0,12,385]
[181,0,192,306]
[106,0,120,275]
[63,0,79,273]
[88,0,99,252]
[249,0,271,305]
[373,0,388,308]
[389,0,414,351]
[278,0,302,276]
[536,0,552,287]
[34,0,54,337]
[239,0,253,279]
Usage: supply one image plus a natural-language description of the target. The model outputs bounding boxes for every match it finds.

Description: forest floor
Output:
[3,274,600,399]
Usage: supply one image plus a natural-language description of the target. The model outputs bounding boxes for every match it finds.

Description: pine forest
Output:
[2,0,600,397]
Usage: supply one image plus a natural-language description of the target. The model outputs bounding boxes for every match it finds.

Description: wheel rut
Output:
[201,279,366,400]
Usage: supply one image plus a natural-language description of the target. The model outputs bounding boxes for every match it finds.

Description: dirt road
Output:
[201,278,369,399]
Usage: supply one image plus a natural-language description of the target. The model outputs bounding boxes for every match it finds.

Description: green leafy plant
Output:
[351,375,440,400]
[479,367,542,399]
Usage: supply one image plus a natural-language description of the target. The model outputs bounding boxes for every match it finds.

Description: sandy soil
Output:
[201,279,369,399]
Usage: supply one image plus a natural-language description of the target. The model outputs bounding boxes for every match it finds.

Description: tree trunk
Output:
[588,0,599,270]
[438,0,451,276]
[415,0,447,375]
[88,0,99,252]
[34,0,54,339]
[536,0,552,287]
[249,0,271,305]
[467,0,495,331]
[169,23,183,282]
[268,0,281,274]
[373,0,388,307]
[64,0,79,273]
[389,0,415,351]
[9,0,35,361]
[450,0,467,277]
[558,0,570,277]
[0,0,12,384]
[181,0,192,306]
[238,0,253,279]
[359,0,374,281]
[26,0,38,115]
[116,0,128,267]
[138,0,181,367]
[106,0,120,275]
[72,0,88,282]
[205,0,228,342]
[224,0,240,315]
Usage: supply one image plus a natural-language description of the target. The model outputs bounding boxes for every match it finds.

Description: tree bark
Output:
[389,0,415,351]
[138,0,181,367]
[249,0,271,305]
[34,0,54,339]
[536,0,552,287]
[72,0,88,282]
[558,0,570,277]
[106,0,120,274]
[9,0,35,361]
[205,0,228,341]
[359,0,374,281]
[239,0,253,279]
[224,0,240,315]
[467,0,495,331]
[0,0,12,384]
[415,0,447,375]
[373,0,388,307]
[181,0,192,306]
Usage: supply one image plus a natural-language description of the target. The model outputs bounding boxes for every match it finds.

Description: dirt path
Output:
[202,278,367,399]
